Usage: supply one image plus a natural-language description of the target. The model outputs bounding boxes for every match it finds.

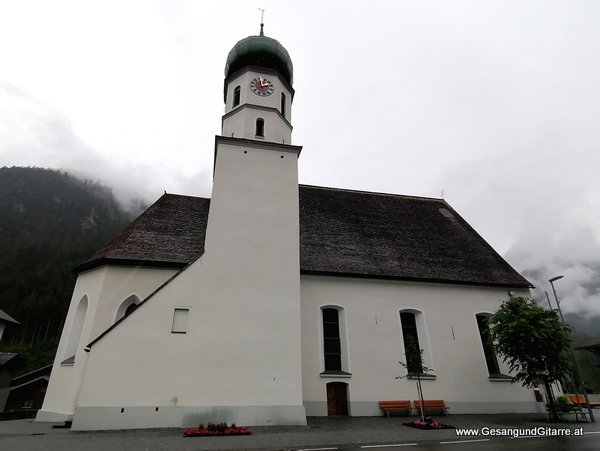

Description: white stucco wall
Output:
[222,107,292,144]
[300,275,541,416]
[37,266,177,422]
[68,138,306,430]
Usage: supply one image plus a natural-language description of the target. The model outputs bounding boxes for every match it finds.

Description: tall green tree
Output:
[490,296,573,418]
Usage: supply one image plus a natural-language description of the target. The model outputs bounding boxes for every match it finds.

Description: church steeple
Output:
[221,30,294,144]
[259,11,264,37]
[203,28,305,428]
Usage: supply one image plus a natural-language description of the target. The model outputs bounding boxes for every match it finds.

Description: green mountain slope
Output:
[0,166,133,345]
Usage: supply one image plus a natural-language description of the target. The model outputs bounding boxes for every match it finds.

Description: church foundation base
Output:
[71,404,307,430]
[304,400,542,417]
[35,409,73,423]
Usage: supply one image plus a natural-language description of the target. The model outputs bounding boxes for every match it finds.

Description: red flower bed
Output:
[403,419,454,430]
[183,426,251,437]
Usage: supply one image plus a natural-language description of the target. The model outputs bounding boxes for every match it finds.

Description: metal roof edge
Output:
[86,256,202,350]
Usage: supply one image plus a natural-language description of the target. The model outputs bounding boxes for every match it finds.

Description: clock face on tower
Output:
[250,76,274,96]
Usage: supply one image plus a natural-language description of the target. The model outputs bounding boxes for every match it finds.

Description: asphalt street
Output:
[0,414,598,451]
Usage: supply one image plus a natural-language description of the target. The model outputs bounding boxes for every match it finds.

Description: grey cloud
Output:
[0,82,210,209]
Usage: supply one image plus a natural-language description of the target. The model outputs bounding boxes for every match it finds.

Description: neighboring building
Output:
[0,309,19,342]
[0,311,23,413]
[0,353,24,412]
[4,365,52,413]
[37,26,537,431]
[576,343,600,368]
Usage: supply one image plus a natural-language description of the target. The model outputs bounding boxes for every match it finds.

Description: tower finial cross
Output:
[258,8,265,35]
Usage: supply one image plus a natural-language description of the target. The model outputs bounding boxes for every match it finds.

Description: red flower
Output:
[183,426,251,437]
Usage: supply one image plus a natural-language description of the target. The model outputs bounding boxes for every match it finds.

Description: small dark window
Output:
[124,302,138,318]
[255,118,265,137]
[281,92,286,117]
[400,312,422,374]
[323,308,342,371]
[233,85,241,107]
[476,314,500,375]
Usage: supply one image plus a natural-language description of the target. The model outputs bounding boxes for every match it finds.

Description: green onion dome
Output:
[225,32,293,86]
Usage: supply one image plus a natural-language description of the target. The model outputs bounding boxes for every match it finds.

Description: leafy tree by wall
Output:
[490,296,572,388]
[490,296,573,418]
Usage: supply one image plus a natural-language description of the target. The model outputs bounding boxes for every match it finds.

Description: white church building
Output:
[37,27,538,430]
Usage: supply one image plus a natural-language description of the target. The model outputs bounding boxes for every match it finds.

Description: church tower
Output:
[193,26,306,425]
[221,24,294,144]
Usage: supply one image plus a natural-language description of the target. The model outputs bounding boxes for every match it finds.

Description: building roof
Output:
[77,194,210,273]
[0,309,19,325]
[576,343,600,353]
[78,186,530,288]
[0,353,24,371]
[225,33,293,85]
[299,186,530,287]
[10,364,52,387]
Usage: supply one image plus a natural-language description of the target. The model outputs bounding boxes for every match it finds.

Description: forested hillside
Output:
[0,166,135,347]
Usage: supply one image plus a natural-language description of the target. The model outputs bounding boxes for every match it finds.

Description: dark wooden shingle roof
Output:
[299,186,530,287]
[77,194,210,272]
[78,187,530,288]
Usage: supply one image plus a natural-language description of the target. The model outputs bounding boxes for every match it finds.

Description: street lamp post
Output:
[548,275,595,422]
[549,275,565,323]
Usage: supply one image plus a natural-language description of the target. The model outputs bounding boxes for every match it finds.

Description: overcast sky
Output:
[1,0,599,322]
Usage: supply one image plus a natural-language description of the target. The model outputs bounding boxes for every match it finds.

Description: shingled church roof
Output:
[77,185,531,288]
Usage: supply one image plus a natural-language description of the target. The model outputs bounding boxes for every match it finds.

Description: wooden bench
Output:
[547,405,589,423]
[378,400,412,417]
[568,394,600,409]
[413,400,449,415]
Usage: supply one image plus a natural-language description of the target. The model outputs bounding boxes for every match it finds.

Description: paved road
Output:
[335,432,600,450]
[1,415,598,451]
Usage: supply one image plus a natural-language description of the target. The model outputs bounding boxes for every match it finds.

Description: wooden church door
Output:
[326,382,349,416]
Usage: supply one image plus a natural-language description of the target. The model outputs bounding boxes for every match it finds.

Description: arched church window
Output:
[255,118,265,137]
[400,311,420,373]
[321,306,349,374]
[124,303,138,317]
[115,294,141,323]
[323,308,342,371]
[476,313,501,376]
[62,295,88,365]
[399,309,434,376]
[281,92,286,118]
[233,85,241,107]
